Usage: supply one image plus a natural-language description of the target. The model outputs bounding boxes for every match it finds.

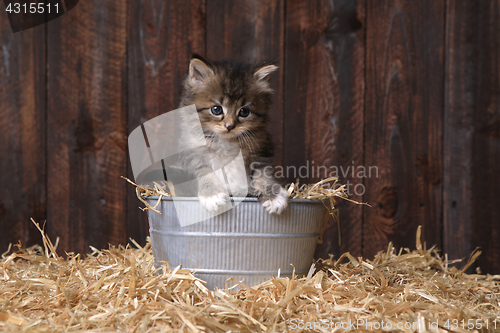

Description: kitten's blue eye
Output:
[238,108,250,117]
[211,106,223,116]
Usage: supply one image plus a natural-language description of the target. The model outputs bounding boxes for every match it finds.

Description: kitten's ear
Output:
[254,64,278,81]
[189,58,214,85]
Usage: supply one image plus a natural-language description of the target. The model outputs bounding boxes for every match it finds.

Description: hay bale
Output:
[1,222,499,332]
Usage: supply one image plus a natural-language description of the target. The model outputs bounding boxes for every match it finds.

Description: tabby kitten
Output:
[179,57,288,214]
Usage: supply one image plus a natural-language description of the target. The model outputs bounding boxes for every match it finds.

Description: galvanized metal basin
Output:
[146,196,328,290]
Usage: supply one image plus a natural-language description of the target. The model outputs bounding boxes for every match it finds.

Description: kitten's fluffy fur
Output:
[179,57,288,214]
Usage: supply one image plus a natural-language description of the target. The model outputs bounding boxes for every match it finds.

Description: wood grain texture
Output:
[46,0,128,254]
[0,20,46,251]
[127,0,206,245]
[206,0,285,167]
[285,0,365,258]
[1,0,500,274]
[444,0,500,274]
[363,0,444,258]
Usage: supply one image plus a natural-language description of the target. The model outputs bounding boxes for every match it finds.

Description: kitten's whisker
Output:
[249,134,260,150]
[247,133,257,153]
[240,133,250,151]
[248,134,260,151]
[237,136,245,151]
[241,127,260,151]
[242,132,255,154]
[238,133,252,154]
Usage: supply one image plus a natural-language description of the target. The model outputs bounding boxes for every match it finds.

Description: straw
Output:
[1,222,498,332]
[123,176,369,213]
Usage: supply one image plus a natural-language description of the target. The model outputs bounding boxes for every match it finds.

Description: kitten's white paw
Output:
[262,188,288,214]
[199,193,230,212]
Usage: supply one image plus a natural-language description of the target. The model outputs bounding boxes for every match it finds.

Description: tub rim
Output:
[145,195,325,204]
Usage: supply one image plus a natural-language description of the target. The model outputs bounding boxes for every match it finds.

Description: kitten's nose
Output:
[225,123,235,131]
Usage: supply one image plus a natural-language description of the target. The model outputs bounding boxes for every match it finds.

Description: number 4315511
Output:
[5,3,60,14]
[444,318,497,330]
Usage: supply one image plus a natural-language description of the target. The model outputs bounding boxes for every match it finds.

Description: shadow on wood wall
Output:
[0,0,499,273]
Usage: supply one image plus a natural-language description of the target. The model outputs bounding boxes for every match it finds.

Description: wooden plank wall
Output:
[363,0,444,259]
[0,0,499,273]
[0,18,46,249]
[284,0,365,258]
[444,0,500,274]
[46,0,128,253]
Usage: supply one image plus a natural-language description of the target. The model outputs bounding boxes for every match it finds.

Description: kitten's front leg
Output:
[197,172,231,213]
[251,165,288,214]
[182,149,230,213]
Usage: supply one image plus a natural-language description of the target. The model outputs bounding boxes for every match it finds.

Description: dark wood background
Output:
[1,0,499,273]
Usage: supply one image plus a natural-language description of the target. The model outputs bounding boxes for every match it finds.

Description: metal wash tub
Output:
[146,196,328,290]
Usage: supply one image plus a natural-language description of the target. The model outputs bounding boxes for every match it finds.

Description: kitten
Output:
[179,56,288,214]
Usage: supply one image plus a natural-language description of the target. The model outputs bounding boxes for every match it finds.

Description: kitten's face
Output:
[181,59,277,143]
